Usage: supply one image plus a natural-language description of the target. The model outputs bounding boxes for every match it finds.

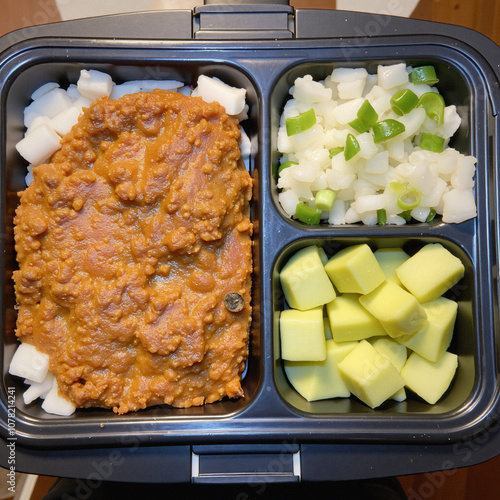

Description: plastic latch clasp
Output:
[193,4,295,39]
[191,444,301,483]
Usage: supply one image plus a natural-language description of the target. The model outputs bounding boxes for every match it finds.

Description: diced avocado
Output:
[397,297,458,362]
[284,339,357,401]
[395,243,465,303]
[374,248,410,286]
[280,245,336,310]
[359,280,427,338]
[324,244,385,294]
[326,294,386,342]
[391,387,407,402]
[369,337,407,372]
[280,307,326,361]
[337,340,405,409]
[369,337,408,402]
[401,351,458,404]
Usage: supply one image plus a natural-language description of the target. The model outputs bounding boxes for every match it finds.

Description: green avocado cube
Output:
[326,294,386,342]
[401,351,458,404]
[395,243,465,303]
[338,340,405,408]
[324,244,385,294]
[359,280,427,338]
[280,307,326,361]
[284,339,357,401]
[280,245,336,311]
[369,337,408,402]
[397,297,458,362]
[374,248,410,286]
[369,337,407,372]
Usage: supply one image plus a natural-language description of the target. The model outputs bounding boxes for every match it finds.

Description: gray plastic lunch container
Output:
[0,1,499,484]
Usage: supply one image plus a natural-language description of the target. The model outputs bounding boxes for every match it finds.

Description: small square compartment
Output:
[273,236,477,416]
[270,57,475,228]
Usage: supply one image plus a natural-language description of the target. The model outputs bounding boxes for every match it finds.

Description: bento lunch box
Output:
[0,3,499,483]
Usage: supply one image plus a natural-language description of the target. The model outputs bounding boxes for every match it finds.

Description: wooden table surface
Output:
[1,0,500,46]
[1,1,499,499]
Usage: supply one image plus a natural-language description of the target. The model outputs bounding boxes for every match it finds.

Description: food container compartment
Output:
[1,55,263,438]
[270,58,474,227]
[0,5,498,483]
[273,235,476,416]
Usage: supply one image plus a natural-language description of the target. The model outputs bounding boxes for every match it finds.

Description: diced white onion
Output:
[366,150,389,174]
[330,67,368,83]
[31,82,59,101]
[292,75,332,103]
[442,188,477,223]
[279,189,300,217]
[290,124,325,152]
[451,155,476,190]
[337,78,365,100]
[377,63,409,89]
[328,199,347,224]
[41,379,76,416]
[411,206,431,222]
[16,123,61,166]
[24,88,73,124]
[332,98,364,125]
[50,106,82,136]
[8,343,49,384]
[25,115,52,136]
[353,194,385,213]
[23,373,54,405]
[197,75,246,115]
[77,69,113,100]
[357,132,378,160]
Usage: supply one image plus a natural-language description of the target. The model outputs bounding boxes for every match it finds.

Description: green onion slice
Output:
[315,189,336,212]
[344,133,361,161]
[417,92,445,125]
[329,146,344,158]
[295,202,322,225]
[397,188,421,211]
[426,207,437,223]
[349,117,370,134]
[372,119,406,143]
[286,108,316,136]
[419,132,445,153]
[348,100,378,133]
[390,89,418,116]
[377,209,387,226]
[399,210,412,222]
[358,99,378,124]
[278,160,298,175]
[272,162,278,179]
[410,66,439,86]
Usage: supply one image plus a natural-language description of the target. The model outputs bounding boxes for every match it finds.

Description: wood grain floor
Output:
[1,1,500,499]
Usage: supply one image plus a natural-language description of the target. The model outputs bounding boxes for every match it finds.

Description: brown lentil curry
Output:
[13,90,253,414]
